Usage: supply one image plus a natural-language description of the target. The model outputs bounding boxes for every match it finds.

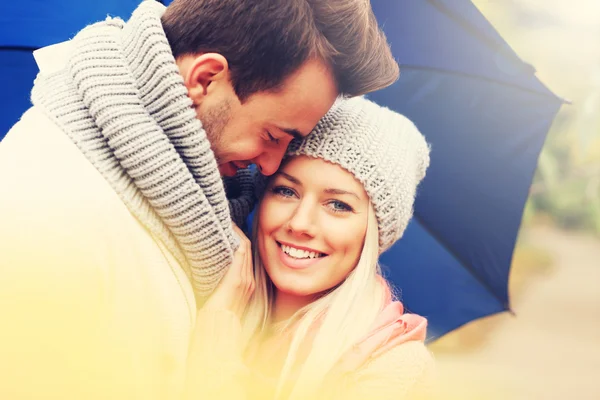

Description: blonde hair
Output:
[242,202,387,399]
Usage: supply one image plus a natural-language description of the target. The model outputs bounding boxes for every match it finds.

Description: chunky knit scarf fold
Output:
[31,0,255,298]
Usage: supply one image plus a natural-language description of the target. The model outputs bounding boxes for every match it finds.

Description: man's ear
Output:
[183,53,229,106]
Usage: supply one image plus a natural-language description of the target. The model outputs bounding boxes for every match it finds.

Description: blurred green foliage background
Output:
[474,0,600,234]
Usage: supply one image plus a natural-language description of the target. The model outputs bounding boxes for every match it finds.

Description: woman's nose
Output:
[286,200,317,238]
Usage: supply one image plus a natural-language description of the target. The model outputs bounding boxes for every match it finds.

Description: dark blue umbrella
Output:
[0,0,160,137]
[368,0,563,339]
[1,0,563,340]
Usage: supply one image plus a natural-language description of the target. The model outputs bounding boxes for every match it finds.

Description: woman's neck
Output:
[271,290,316,324]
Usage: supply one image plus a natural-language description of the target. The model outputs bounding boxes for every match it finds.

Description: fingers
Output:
[229,237,247,279]
[201,225,255,317]
[232,225,250,283]
[231,224,255,304]
[358,322,400,361]
[337,322,402,372]
[231,224,248,242]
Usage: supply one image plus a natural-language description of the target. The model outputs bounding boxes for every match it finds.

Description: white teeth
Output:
[281,244,322,259]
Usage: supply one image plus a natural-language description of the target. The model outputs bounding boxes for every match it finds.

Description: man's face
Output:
[196,59,338,177]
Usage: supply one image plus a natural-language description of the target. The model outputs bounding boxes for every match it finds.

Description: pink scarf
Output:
[244,278,428,398]
[249,279,427,372]
[335,280,427,369]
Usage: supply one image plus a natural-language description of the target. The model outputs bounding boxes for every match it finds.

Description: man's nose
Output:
[255,145,287,176]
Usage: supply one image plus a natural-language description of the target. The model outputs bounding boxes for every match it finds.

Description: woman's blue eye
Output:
[272,186,296,198]
[328,200,353,213]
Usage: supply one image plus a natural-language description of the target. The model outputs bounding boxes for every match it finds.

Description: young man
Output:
[0,0,398,398]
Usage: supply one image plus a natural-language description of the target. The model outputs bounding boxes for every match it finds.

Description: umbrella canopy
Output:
[0,0,563,340]
[0,0,158,137]
[368,0,563,339]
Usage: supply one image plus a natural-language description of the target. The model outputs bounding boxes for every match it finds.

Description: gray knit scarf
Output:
[31,0,255,299]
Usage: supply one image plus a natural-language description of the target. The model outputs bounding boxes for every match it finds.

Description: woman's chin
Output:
[269,274,316,298]
[271,275,336,300]
[273,282,316,299]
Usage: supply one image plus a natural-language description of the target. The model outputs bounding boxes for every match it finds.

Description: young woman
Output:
[185,97,433,400]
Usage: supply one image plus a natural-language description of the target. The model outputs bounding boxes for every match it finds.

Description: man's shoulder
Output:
[0,106,126,215]
[0,106,84,179]
[0,106,152,255]
[0,106,191,302]
[2,106,59,140]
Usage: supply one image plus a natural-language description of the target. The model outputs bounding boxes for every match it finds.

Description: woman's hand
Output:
[323,319,406,392]
[201,224,255,319]
[185,224,253,400]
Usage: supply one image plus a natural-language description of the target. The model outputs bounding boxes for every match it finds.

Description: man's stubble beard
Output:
[198,98,232,165]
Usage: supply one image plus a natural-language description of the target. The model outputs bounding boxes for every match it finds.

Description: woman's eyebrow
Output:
[278,171,301,185]
[324,188,360,200]
[277,173,361,200]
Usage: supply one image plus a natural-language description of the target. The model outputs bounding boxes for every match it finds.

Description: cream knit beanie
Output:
[285,96,430,253]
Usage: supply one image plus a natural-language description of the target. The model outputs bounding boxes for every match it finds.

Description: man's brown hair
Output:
[162,0,399,100]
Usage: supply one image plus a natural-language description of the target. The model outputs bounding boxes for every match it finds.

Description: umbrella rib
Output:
[425,0,530,71]
[0,45,39,52]
[399,64,565,103]
[413,212,512,311]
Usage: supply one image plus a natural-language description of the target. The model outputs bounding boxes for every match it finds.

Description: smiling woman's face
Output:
[257,155,370,300]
